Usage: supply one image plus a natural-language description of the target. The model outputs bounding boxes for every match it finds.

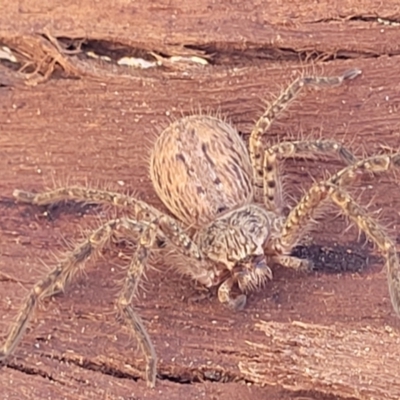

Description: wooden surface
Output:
[1,1,400,399]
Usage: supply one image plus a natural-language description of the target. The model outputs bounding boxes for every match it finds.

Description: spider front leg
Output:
[249,68,361,201]
[218,276,247,310]
[159,215,260,311]
[263,139,358,214]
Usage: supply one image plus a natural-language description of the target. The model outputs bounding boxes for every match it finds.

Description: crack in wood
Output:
[40,352,246,386]
[2,32,400,85]
[5,360,64,385]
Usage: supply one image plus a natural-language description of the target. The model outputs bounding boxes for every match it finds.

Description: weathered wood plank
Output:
[1,1,400,399]
[2,1,400,60]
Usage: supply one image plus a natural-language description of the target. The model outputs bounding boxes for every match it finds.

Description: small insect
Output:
[2,68,400,388]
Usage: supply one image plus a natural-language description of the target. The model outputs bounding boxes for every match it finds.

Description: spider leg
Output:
[1,206,214,387]
[117,221,158,388]
[274,154,400,314]
[249,68,361,201]
[328,153,400,187]
[0,219,124,362]
[14,184,213,277]
[263,139,357,213]
[329,187,400,315]
[218,276,247,310]
[0,218,159,384]
[273,153,400,251]
[14,186,208,275]
[13,187,161,220]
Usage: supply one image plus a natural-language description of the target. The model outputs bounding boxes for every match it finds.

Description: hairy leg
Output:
[0,212,212,387]
[275,178,400,316]
[263,139,357,213]
[0,218,128,365]
[116,221,158,387]
[218,276,247,310]
[328,153,400,187]
[249,68,361,201]
[13,187,161,220]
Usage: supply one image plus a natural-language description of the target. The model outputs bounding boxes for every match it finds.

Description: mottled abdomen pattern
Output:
[150,115,254,228]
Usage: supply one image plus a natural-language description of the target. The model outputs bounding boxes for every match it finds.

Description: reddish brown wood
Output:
[1,1,400,399]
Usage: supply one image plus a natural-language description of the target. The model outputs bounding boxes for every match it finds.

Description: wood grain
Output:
[1,1,400,399]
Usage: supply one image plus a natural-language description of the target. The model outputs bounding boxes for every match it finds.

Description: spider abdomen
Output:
[150,115,254,227]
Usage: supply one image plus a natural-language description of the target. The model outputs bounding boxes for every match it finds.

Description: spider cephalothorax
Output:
[195,204,276,303]
[2,68,400,389]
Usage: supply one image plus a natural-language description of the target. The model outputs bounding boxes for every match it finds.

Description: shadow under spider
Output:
[291,242,380,274]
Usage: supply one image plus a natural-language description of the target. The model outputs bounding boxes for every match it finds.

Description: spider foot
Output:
[13,189,36,203]
[218,277,247,310]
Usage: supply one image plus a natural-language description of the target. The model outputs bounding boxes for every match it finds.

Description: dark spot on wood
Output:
[217,205,228,214]
[267,180,276,188]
